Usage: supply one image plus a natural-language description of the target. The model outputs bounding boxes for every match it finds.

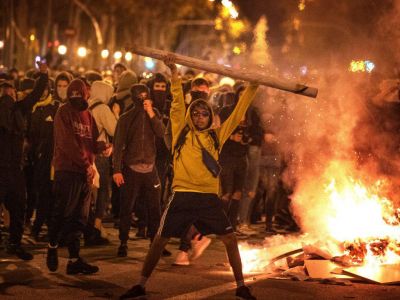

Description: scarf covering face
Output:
[67,79,89,111]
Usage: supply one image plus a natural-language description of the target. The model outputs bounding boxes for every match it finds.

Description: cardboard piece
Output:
[343,264,400,284]
[305,260,353,279]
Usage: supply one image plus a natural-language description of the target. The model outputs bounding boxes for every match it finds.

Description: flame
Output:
[239,160,400,273]
[239,244,270,273]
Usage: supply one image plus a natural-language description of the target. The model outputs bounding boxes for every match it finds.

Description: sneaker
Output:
[85,229,110,246]
[46,245,58,271]
[238,224,257,235]
[161,248,172,257]
[236,285,256,300]
[173,250,190,266]
[119,284,146,299]
[135,227,147,239]
[234,230,249,238]
[6,244,33,261]
[66,257,99,275]
[118,243,128,257]
[190,235,211,260]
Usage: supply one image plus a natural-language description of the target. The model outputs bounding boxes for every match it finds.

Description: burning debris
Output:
[238,162,400,284]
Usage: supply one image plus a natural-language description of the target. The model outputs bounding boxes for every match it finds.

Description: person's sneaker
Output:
[117,243,128,257]
[238,224,257,235]
[119,284,146,299]
[235,230,249,238]
[66,257,99,275]
[173,250,190,266]
[85,235,110,246]
[161,248,172,257]
[236,285,256,300]
[135,227,147,239]
[6,244,33,261]
[190,235,211,260]
[46,245,58,271]
[85,229,110,247]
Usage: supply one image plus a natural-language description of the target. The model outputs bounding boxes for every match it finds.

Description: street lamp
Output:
[125,52,133,62]
[144,57,155,70]
[77,46,87,57]
[58,45,67,55]
[101,49,109,59]
[114,51,122,60]
[0,41,4,49]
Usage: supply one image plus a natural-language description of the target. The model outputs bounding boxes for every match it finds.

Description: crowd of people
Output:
[0,57,298,299]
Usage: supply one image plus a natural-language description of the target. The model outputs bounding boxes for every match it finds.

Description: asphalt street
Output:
[1,223,400,299]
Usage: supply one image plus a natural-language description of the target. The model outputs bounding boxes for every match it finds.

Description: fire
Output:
[238,160,400,273]
[239,243,270,274]
[323,163,400,264]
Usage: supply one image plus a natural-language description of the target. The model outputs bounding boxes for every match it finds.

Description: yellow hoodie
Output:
[170,78,259,194]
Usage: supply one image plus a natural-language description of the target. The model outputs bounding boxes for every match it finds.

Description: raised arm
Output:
[218,83,259,146]
[164,55,186,150]
[17,63,48,114]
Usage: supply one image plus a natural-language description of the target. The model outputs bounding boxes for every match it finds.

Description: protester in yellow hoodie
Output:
[120,56,259,300]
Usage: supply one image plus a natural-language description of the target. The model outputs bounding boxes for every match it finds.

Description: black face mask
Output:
[190,91,208,102]
[152,90,167,110]
[70,97,88,111]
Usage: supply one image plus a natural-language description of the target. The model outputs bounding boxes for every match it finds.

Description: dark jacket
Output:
[53,102,103,174]
[0,72,48,168]
[28,100,59,182]
[112,100,164,174]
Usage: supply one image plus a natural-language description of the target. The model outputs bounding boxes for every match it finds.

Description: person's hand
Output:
[102,144,113,157]
[230,132,243,142]
[264,133,276,143]
[164,55,178,75]
[87,165,96,185]
[143,99,155,118]
[113,172,125,187]
[37,61,48,74]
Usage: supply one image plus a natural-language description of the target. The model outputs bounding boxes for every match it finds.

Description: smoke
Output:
[376,0,400,68]
[251,26,400,244]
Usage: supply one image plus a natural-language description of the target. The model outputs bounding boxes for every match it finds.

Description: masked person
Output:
[28,79,59,240]
[0,63,48,260]
[46,79,110,275]
[84,80,116,246]
[112,84,166,257]
[119,56,259,300]
[53,72,72,105]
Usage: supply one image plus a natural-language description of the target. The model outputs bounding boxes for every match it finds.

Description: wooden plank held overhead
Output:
[130,45,318,99]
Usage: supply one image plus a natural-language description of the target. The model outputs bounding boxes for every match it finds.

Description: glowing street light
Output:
[58,45,67,55]
[0,40,4,49]
[144,57,155,70]
[101,49,109,59]
[222,0,239,19]
[365,60,375,73]
[125,52,133,62]
[77,46,87,57]
[114,51,122,60]
[29,34,35,41]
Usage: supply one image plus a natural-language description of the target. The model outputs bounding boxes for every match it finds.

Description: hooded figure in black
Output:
[0,63,48,260]
[112,84,166,257]
[28,78,59,239]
